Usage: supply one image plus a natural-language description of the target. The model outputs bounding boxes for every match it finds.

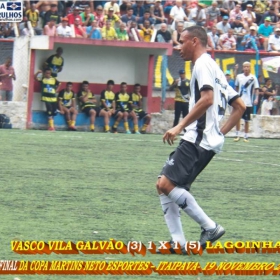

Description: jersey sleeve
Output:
[58,89,64,99]
[253,76,259,89]
[235,75,240,87]
[227,85,240,106]
[195,57,215,92]
[100,90,105,101]
[46,55,53,65]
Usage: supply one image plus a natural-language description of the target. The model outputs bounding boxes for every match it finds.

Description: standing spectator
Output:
[25,3,41,35]
[74,1,94,12]
[170,0,188,30]
[242,4,256,27]
[132,1,145,19]
[43,4,60,26]
[241,26,260,51]
[94,5,105,29]
[188,3,207,27]
[217,0,235,19]
[218,29,237,50]
[207,26,219,49]
[216,15,231,35]
[139,20,153,42]
[101,20,117,40]
[261,6,278,26]
[255,0,267,25]
[127,21,142,41]
[104,7,121,27]
[234,61,259,142]
[44,47,64,78]
[58,82,78,131]
[67,6,82,25]
[73,17,87,38]
[169,69,190,127]
[155,23,172,43]
[57,18,73,37]
[80,7,95,27]
[151,0,166,25]
[121,7,136,25]
[258,17,274,51]
[116,22,129,41]
[104,1,120,16]
[268,27,280,52]
[34,68,60,131]
[172,21,184,47]
[43,18,57,36]
[86,20,102,39]
[229,3,243,23]
[225,70,235,88]
[137,10,155,29]
[0,58,16,101]
[206,1,220,29]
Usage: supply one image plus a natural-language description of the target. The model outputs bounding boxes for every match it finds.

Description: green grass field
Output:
[0,130,279,280]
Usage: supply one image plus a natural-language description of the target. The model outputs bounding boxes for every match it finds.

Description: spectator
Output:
[43,18,57,36]
[80,6,95,27]
[139,20,153,42]
[57,17,73,37]
[0,58,16,101]
[21,22,32,37]
[261,95,273,115]
[207,26,219,49]
[261,5,278,26]
[0,22,14,38]
[104,7,121,27]
[127,21,142,41]
[132,1,145,18]
[242,4,256,27]
[58,82,78,131]
[77,81,110,132]
[130,83,151,134]
[217,0,235,18]
[67,6,82,25]
[245,17,258,33]
[231,15,246,47]
[151,0,166,25]
[44,47,64,78]
[172,21,184,47]
[137,10,155,29]
[74,1,94,12]
[116,22,129,41]
[206,1,220,29]
[25,3,41,34]
[104,1,120,16]
[216,15,231,35]
[101,20,117,40]
[229,3,243,23]
[73,17,87,38]
[34,68,60,131]
[43,3,60,26]
[86,20,102,39]
[120,1,133,16]
[155,23,172,43]
[225,70,235,88]
[169,0,188,30]
[94,5,105,29]
[241,25,260,51]
[268,27,280,52]
[258,17,274,51]
[121,7,137,25]
[218,29,237,50]
[255,0,267,24]
[188,3,206,27]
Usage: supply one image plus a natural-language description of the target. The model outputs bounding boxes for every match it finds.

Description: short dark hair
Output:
[66,82,73,86]
[57,47,63,52]
[120,82,127,86]
[134,83,141,87]
[107,80,115,85]
[127,7,133,11]
[44,68,51,72]
[82,81,89,85]
[184,25,208,47]
[144,10,150,14]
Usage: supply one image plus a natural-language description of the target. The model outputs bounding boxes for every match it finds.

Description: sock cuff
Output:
[168,187,186,202]
[159,194,173,204]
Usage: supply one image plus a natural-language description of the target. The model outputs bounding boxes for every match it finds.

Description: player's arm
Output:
[34,70,42,81]
[220,97,246,135]
[100,91,108,110]
[58,90,64,111]
[71,96,76,108]
[55,80,61,93]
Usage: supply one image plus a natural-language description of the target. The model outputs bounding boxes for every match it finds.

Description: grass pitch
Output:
[0,130,279,280]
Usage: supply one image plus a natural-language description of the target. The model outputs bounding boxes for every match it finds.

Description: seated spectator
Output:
[151,0,166,25]
[155,23,172,43]
[231,15,246,46]
[261,89,273,115]
[127,21,142,41]
[245,17,258,33]
[0,23,12,38]
[44,47,64,78]
[104,1,120,16]
[242,4,256,28]
[67,6,82,25]
[74,1,94,12]
[138,10,155,29]
[80,7,95,27]
[73,17,87,38]
[172,21,184,47]
[207,26,219,49]
[268,27,280,52]
[116,22,129,41]
[170,0,188,30]
[58,82,78,131]
[120,1,133,16]
[217,0,234,19]
[115,82,139,134]
[261,5,278,26]
[101,20,117,40]
[229,3,243,23]
[241,26,260,51]
[86,20,102,39]
[104,7,121,27]
[255,0,267,25]
[188,3,206,27]
[216,15,231,35]
[43,3,60,26]
[78,81,110,132]
[139,20,153,42]
[218,29,237,50]
[57,17,73,37]
[132,1,145,19]
[121,7,137,25]
[21,22,32,37]
[25,3,42,35]
[130,83,151,134]
[94,5,105,29]
[258,17,274,51]
[43,18,57,36]
[206,1,220,29]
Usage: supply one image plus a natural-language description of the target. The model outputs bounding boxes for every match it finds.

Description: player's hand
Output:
[163,125,181,145]
[253,99,258,105]
[60,108,64,114]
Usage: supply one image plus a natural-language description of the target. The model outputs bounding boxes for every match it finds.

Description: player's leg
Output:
[130,110,140,134]
[62,107,71,129]
[182,102,189,118]
[99,108,110,132]
[123,111,131,134]
[89,108,96,132]
[141,112,151,133]
[45,102,55,131]
[69,107,77,131]
[173,101,181,127]
[112,111,123,133]
[234,119,241,142]
[243,107,251,142]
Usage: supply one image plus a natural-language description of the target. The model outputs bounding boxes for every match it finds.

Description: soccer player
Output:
[44,47,64,78]
[58,82,77,131]
[156,26,246,253]
[35,68,60,131]
[77,81,110,132]
[234,61,259,142]
[131,83,151,134]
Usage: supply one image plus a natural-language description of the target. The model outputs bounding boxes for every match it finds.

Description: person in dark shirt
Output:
[44,4,60,26]
[155,23,172,43]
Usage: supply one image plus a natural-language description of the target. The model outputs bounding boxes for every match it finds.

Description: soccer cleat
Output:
[91,129,95,132]
[135,131,141,134]
[199,224,225,250]
[105,130,111,133]
[69,126,77,131]
[126,130,131,134]
[243,138,249,143]
[156,240,189,255]
[112,127,118,133]
[140,130,146,134]
[48,127,55,131]
[233,137,240,142]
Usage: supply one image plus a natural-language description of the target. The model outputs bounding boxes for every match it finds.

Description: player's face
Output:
[243,65,250,75]
[135,86,140,93]
[107,84,114,91]
[67,84,72,91]
[179,31,194,61]
[83,84,89,91]
[44,70,51,78]
[121,84,127,92]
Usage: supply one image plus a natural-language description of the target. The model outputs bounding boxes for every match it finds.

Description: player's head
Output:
[179,69,185,78]
[44,68,52,78]
[134,83,141,93]
[107,80,115,90]
[56,47,63,56]
[5,57,12,67]
[242,61,251,75]
[66,82,73,90]
[82,80,89,90]
[179,26,207,62]
[120,82,127,93]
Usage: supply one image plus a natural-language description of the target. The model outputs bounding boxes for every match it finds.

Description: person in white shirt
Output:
[104,1,120,16]
[57,17,73,37]
[188,3,206,27]
[169,0,188,30]
[156,25,245,254]
[242,4,256,27]
[234,61,259,142]
[207,26,219,49]
[216,15,231,35]
[268,27,280,52]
